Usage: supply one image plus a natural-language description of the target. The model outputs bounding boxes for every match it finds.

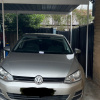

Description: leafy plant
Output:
[4,14,45,33]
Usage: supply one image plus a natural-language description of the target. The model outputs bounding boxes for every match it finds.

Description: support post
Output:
[2,0,5,58]
[86,3,89,78]
[17,12,19,41]
[70,12,72,46]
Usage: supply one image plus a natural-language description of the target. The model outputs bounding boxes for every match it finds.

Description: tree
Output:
[42,9,94,31]
[52,15,62,25]
[73,9,94,26]
[4,14,45,33]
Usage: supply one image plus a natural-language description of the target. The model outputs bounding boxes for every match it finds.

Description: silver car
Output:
[0,33,85,100]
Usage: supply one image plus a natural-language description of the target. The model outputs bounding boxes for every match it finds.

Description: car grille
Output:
[13,76,65,83]
[7,93,69,100]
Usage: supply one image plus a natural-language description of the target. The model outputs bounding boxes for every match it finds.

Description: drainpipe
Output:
[70,12,72,46]
[86,2,89,78]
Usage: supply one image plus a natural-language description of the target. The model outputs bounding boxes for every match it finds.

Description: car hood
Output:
[2,52,79,77]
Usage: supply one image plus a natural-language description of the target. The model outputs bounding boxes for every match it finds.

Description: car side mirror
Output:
[4,46,10,52]
[75,48,81,54]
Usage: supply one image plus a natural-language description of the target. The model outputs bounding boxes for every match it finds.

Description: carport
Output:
[0,0,89,77]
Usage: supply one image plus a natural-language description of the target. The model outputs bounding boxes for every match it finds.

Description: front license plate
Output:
[20,88,55,97]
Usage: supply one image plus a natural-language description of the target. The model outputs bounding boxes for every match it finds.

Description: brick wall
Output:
[94,0,100,85]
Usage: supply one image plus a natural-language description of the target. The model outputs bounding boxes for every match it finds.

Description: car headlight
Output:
[0,67,13,81]
[64,70,81,84]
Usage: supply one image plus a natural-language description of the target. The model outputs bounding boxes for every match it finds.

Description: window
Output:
[13,36,73,54]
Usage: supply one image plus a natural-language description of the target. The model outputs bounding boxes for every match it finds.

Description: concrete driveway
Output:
[83,78,100,100]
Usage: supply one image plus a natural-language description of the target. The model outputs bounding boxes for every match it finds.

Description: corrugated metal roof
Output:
[0,0,89,14]
[0,4,78,14]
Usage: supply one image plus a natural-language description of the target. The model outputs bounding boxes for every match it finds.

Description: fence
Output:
[56,31,70,42]
[58,23,94,78]
[72,24,94,78]
[23,27,53,34]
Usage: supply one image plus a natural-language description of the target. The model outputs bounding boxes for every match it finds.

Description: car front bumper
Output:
[0,79,84,100]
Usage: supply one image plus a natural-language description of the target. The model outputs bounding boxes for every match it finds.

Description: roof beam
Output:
[0,0,89,5]
[0,10,70,14]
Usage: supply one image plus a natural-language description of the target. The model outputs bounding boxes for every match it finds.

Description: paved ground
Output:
[83,78,100,100]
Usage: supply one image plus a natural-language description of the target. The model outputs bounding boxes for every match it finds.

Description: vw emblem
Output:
[34,75,43,85]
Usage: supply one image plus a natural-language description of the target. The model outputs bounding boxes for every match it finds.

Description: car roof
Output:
[23,33,64,38]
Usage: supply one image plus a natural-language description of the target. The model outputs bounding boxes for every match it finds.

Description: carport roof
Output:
[0,0,89,14]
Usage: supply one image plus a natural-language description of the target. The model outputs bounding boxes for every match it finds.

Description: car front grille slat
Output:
[13,76,34,81]
[7,93,69,100]
[13,76,65,83]
[43,78,64,82]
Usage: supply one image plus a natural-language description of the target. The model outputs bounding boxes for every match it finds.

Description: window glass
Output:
[13,36,73,54]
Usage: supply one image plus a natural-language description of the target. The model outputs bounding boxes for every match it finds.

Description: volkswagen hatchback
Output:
[0,33,85,100]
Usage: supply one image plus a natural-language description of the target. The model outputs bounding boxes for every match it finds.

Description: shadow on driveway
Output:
[83,78,100,100]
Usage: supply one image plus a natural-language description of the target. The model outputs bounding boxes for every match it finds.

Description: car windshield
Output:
[12,35,73,54]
